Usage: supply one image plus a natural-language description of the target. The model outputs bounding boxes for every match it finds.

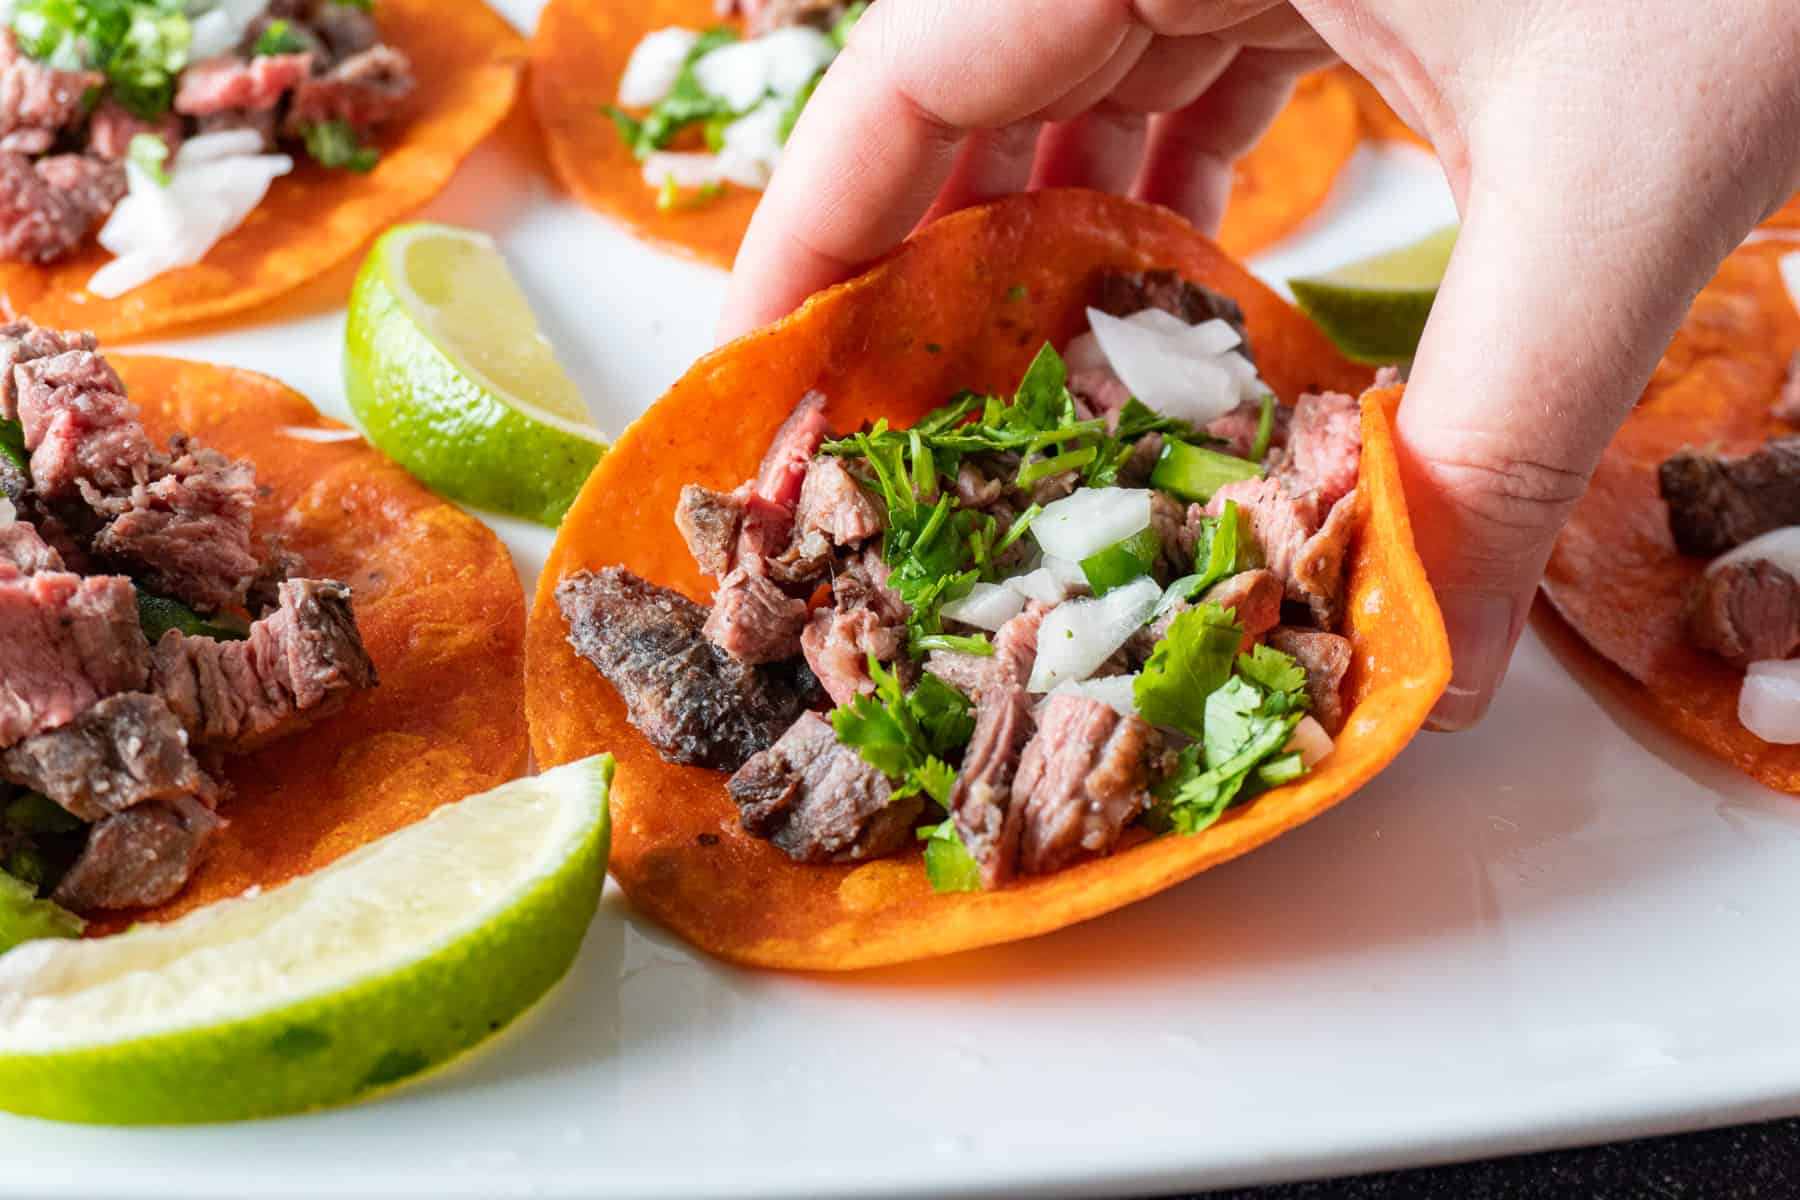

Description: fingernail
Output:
[1428,592,1523,732]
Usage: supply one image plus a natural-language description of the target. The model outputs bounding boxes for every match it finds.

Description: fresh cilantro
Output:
[13,0,193,117]
[913,633,993,656]
[654,175,724,211]
[1133,603,1242,740]
[1249,392,1276,461]
[333,0,374,10]
[610,26,742,161]
[126,130,170,185]
[0,869,83,956]
[830,658,974,805]
[136,587,248,643]
[1236,642,1309,705]
[301,119,379,173]
[252,17,304,56]
[829,0,867,48]
[919,821,981,893]
[1153,498,1247,617]
[0,418,26,477]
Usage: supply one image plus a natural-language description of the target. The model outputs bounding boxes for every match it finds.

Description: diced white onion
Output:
[1218,351,1266,404]
[1032,487,1152,563]
[1086,307,1242,425]
[1028,577,1161,693]
[1781,251,1800,317]
[941,582,1026,631]
[760,27,837,97]
[716,97,787,189]
[641,151,727,190]
[0,496,14,529]
[1709,526,1800,580]
[187,0,270,62]
[618,28,701,106]
[693,28,833,113]
[1739,659,1800,744]
[1286,715,1335,768]
[1039,555,1091,592]
[88,133,293,299]
[1003,566,1074,606]
[278,425,363,444]
[1049,674,1140,718]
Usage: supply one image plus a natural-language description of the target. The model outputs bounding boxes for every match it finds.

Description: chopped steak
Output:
[1659,438,1800,557]
[286,45,414,136]
[1683,560,1800,668]
[175,53,314,115]
[954,461,1004,509]
[728,711,920,863]
[788,456,883,554]
[1278,391,1361,508]
[1150,489,1190,574]
[1777,352,1800,425]
[704,566,810,664]
[802,547,910,704]
[245,539,307,617]
[0,572,148,748]
[1014,695,1157,875]
[11,340,150,498]
[1206,477,1323,590]
[0,321,99,418]
[1069,367,1131,422]
[0,444,25,505]
[0,32,100,143]
[1,693,212,823]
[754,390,831,511]
[557,567,823,771]
[1129,569,1283,666]
[943,604,1042,887]
[0,518,63,575]
[195,106,279,148]
[1289,485,1361,627]
[1206,398,1291,461]
[88,101,185,163]
[305,2,382,62]
[150,579,375,752]
[52,794,220,913]
[676,484,745,577]
[1095,268,1252,354]
[89,438,261,614]
[0,151,126,264]
[1267,627,1354,733]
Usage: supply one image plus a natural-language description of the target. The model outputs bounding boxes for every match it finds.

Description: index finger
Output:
[717,0,1139,341]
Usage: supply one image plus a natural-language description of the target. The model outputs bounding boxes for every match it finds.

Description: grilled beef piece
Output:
[802,548,910,705]
[305,2,382,61]
[778,456,883,578]
[1206,399,1292,461]
[755,390,832,511]
[0,518,62,575]
[1279,391,1361,508]
[728,711,921,863]
[1069,367,1131,424]
[1205,480,1360,627]
[152,579,377,753]
[88,101,185,162]
[175,53,314,115]
[676,484,745,577]
[89,438,261,614]
[0,32,100,143]
[286,45,414,136]
[9,336,150,499]
[1682,560,1800,668]
[1095,268,1252,354]
[0,321,99,418]
[1,693,212,823]
[196,106,279,149]
[1660,438,1800,557]
[1267,627,1354,733]
[0,151,127,265]
[1014,695,1158,875]
[557,567,824,771]
[245,540,307,617]
[1777,352,1800,425]
[0,442,24,505]
[1131,569,1283,666]
[935,604,1042,887]
[0,572,148,749]
[52,793,220,913]
[704,566,809,664]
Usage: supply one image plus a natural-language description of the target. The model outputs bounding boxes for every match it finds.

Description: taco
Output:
[530,0,1360,265]
[1543,241,1800,788]
[526,190,1447,971]
[0,0,523,342]
[1,319,527,943]
[1770,195,1800,231]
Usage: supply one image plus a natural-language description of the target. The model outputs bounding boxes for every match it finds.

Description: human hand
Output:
[719,0,1800,728]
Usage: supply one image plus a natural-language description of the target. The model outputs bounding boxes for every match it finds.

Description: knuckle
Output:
[1422,443,1591,542]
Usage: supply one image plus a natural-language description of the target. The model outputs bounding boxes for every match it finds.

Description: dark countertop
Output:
[1170,1117,1800,1198]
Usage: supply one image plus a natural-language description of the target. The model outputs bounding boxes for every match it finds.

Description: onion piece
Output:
[1086,307,1240,425]
[1032,487,1152,563]
[693,28,834,112]
[760,27,837,97]
[1028,577,1161,693]
[1049,674,1139,718]
[1740,660,1800,744]
[640,151,726,190]
[188,0,270,62]
[1039,555,1091,593]
[1709,526,1800,580]
[278,426,363,444]
[0,497,14,529]
[941,582,1026,631]
[715,97,786,189]
[618,27,701,106]
[1286,715,1335,768]
[1003,567,1072,606]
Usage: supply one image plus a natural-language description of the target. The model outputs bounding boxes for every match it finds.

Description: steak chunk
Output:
[557,567,823,771]
[0,31,101,143]
[1279,390,1361,509]
[0,321,99,418]
[151,579,377,752]
[0,572,148,748]
[285,45,414,136]
[729,711,921,863]
[0,517,63,575]
[52,794,220,913]
[11,340,150,499]
[801,547,909,705]
[1660,438,1800,557]
[1096,268,1252,354]
[1206,399,1291,462]
[754,390,831,512]
[938,604,1042,887]
[1683,559,1800,668]
[1205,479,1360,627]
[779,456,883,576]
[1,693,211,823]
[704,566,809,664]
[175,53,313,115]
[1267,627,1354,733]
[675,484,745,577]
[88,101,185,163]
[0,151,126,265]
[1014,694,1158,875]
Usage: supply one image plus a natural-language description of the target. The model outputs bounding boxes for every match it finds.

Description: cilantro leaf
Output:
[252,17,304,56]
[0,417,27,478]
[0,869,83,956]
[829,0,868,48]
[1154,499,1246,616]
[609,26,742,160]
[126,130,170,185]
[301,119,380,173]
[830,657,973,806]
[1249,392,1277,461]
[1236,642,1309,706]
[919,821,980,893]
[14,0,192,117]
[1133,603,1242,740]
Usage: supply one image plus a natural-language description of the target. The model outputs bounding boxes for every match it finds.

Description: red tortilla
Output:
[1542,242,1800,791]
[0,0,525,343]
[87,357,528,933]
[525,189,1449,971]
[530,0,1361,265]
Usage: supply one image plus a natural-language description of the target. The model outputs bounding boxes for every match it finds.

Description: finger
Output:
[1131,0,1288,38]
[1031,108,1150,194]
[1133,48,1310,231]
[1033,23,1154,122]
[1107,34,1236,116]
[923,120,1042,223]
[719,0,1139,341]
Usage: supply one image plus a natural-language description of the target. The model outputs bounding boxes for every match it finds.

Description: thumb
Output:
[1396,174,1740,730]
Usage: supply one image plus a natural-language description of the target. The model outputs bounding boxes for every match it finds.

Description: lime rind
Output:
[0,757,612,1125]
[1289,224,1459,364]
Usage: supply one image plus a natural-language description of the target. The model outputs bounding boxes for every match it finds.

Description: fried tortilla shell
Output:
[1769,195,1800,230]
[525,189,1448,971]
[86,357,528,934]
[530,0,1360,264]
[1542,242,1800,792]
[0,0,525,343]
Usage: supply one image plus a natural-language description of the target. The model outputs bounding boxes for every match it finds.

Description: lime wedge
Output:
[345,224,606,526]
[1289,225,1458,364]
[0,757,613,1125]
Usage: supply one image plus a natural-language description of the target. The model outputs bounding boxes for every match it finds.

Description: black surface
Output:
[1171,1117,1800,1198]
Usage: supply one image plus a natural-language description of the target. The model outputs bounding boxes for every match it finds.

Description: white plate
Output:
[8,5,1800,1195]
